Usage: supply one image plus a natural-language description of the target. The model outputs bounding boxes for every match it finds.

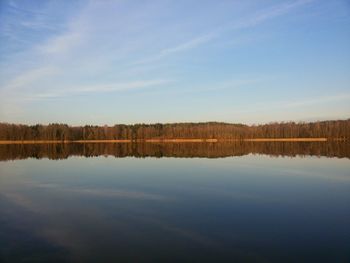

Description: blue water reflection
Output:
[1,154,349,262]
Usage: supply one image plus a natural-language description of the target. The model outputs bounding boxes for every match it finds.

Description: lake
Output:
[0,142,349,262]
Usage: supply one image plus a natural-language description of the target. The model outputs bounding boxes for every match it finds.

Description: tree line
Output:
[0,119,349,141]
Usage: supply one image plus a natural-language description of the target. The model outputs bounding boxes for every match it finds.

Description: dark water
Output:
[0,142,349,262]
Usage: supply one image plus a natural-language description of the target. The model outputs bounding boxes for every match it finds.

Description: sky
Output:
[0,0,349,125]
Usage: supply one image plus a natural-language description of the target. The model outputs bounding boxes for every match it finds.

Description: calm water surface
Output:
[0,143,349,262]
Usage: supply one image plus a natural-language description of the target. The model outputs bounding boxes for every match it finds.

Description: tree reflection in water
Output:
[1,141,349,161]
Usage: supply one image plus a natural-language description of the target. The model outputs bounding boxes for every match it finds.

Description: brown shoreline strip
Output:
[243,138,328,142]
[0,138,332,144]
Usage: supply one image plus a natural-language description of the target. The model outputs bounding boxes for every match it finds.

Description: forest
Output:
[0,119,349,141]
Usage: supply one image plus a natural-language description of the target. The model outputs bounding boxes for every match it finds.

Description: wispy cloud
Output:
[1,0,347,124]
[2,67,59,91]
[236,93,350,114]
[7,0,46,16]
[232,0,314,29]
[133,33,217,64]
[134,0,314,64]
[161,33,216,55]
[282,93,350,108]
[1,1,64,47]
[20,21,56,31]
[18,79,171,100]
[76,80,169,93]
[39,31,82,54]
[175,77,267,95]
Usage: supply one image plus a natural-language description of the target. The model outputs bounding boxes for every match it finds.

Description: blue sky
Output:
[0,0,349,125]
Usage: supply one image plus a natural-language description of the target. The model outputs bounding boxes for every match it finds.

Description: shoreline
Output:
[0,138,338,144]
